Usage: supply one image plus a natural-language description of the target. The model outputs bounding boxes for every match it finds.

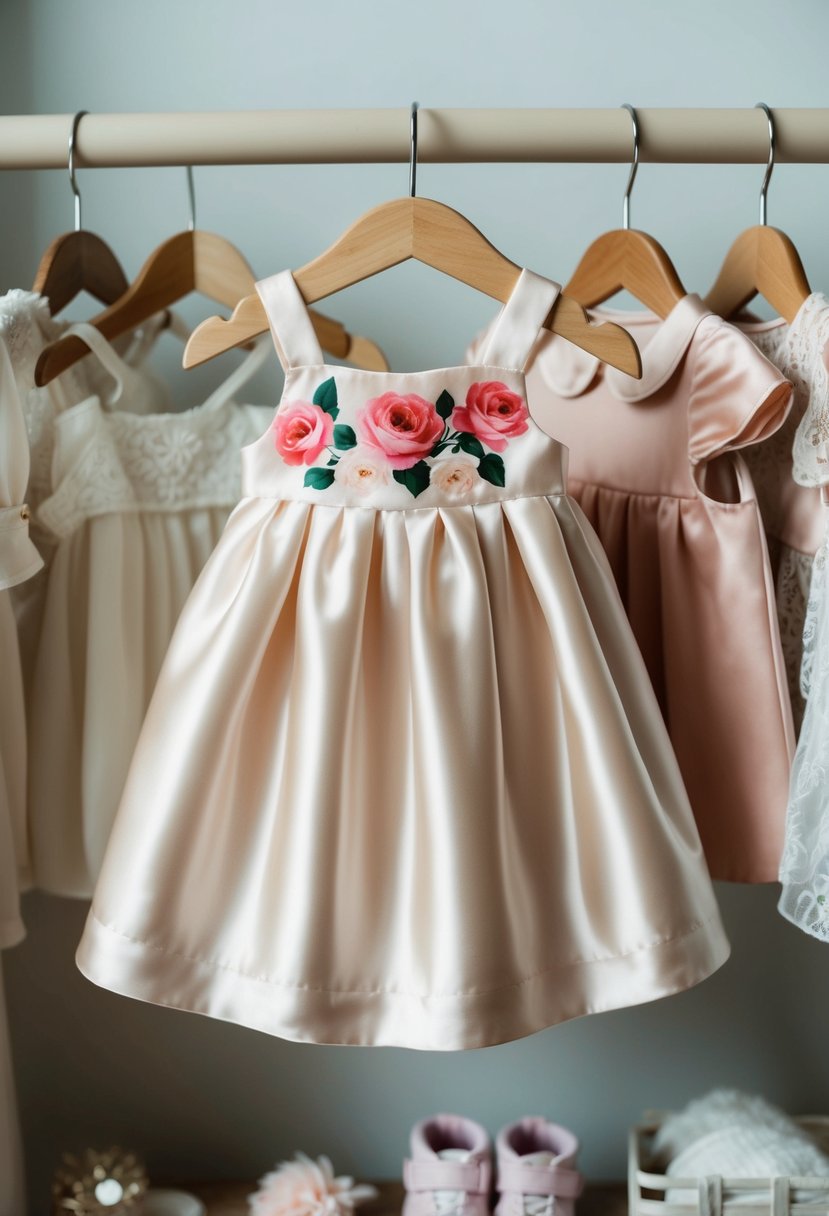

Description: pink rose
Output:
[431,455,479,497]
[356,392,443,470]
[451,381,529,452]
[272,401,334,466]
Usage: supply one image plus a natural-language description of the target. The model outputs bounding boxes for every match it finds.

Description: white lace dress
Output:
[776,295,829,936]
[28,325,272,897]
[740,295,829,731]
[0,290,169,713]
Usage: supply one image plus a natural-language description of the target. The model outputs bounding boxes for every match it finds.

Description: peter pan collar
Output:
[537,293,712,402]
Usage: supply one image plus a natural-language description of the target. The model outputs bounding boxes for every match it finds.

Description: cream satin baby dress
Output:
[78,268,729,1051]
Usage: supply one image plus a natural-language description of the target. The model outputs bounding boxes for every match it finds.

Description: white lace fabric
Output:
[773,542,815,731]
[767,295,829,937]
[37,397,270,539]
[743,295,829,731]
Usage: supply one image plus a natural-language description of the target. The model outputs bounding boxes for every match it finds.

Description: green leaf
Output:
[327,456,339,466]
[333,424,357,450]
[458,432,485,459]
[429,438,451,457]
[313,377,339,418]
[393,460,431,498]
[435,390,455,420]
[478,453,506,488]
[303,467,336,490]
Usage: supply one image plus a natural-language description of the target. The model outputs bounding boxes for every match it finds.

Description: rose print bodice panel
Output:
[242,269,568,509]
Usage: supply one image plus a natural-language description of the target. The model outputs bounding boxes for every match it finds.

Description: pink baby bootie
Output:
[403,1114,493,1216]
[495,1117,584,1216]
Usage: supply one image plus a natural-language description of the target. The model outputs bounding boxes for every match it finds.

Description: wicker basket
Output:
[628,1116,829,1216]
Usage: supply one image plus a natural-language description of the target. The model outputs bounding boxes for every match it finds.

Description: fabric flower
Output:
[249,1153,378,1216]
[451,381,529,452]
[333,447,391,496]
[357,392,443,470]
[431,454,479,497]
[273,402,334,467]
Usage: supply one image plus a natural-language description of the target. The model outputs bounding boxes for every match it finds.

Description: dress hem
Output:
[76,911,730,1051]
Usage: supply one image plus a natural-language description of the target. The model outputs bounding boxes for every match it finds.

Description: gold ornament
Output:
[52,1148,149,1214]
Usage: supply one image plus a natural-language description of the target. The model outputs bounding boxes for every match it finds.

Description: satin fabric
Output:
[28,328,272,897]
[481,295,794,883]
[78,270,728,1050]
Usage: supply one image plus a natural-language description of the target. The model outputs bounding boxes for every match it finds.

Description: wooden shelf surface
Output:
[181,1179,627,1216]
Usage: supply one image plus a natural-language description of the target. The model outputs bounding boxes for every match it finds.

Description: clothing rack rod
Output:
[3,108,829,170]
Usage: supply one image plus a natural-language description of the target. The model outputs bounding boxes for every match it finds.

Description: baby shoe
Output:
[403,1114,493,1216]
[495,1117,584,1216]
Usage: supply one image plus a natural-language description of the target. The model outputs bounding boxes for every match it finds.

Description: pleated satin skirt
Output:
[77,490,729,1049]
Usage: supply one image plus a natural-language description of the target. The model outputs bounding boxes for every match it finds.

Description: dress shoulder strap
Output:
[477,268,561,372]
[59,322,134,406]
[255,270,326,371]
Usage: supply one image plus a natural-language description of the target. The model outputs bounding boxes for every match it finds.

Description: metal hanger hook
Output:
[621,103,639,231]
[68,109,89,232]
[756,102,775,226]
[409,101,419,198]
[186,165,197,232]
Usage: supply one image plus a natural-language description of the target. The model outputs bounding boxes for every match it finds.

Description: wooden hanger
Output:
[565,104,686,319]
[183,196,642,376]
[35,228,389,384]
[33,232,130,317]
[183,102,639,377]
[705,105,810,323]
[36,172,389,386]
[565,230,686,318]
[33,111,130,317]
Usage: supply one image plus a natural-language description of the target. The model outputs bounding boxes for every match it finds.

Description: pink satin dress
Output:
[77,269,728,1050]
[488,294,794,883]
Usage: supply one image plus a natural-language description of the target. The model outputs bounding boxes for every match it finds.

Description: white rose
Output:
[430,454,479,497]
[333,447,391,496]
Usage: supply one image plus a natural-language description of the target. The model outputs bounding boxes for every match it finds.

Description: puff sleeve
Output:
[687,315,793,466]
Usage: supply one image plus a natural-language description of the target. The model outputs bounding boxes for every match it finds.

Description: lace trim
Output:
[37,403,270,538]
[773,543,814,734]
[778,294,829,488]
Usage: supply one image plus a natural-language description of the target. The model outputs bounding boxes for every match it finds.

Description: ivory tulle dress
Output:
[27,325,272,896]
[477,295,795,882]
[77,268,729,1050]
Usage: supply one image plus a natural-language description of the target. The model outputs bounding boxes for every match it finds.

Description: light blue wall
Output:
[4,1,829,1211]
